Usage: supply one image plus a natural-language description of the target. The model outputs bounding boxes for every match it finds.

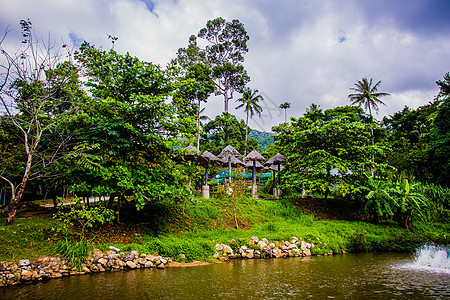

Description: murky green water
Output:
[1,253,449,299]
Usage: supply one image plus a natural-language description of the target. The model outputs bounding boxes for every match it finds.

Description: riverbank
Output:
[0,235,331,287]
[1,197,449,287]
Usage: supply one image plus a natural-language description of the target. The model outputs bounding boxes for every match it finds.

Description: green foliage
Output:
[54,238,92,270]
[196,17,250,112]
[358,174,438,228]
[273,113,386,198]
[249,130,274,152]
[53,199,116,237]
[201,112,258,154]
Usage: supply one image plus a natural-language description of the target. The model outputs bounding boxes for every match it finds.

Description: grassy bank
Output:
[1,197,449,263]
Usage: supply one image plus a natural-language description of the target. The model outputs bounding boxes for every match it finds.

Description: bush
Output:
[54,238,92,270]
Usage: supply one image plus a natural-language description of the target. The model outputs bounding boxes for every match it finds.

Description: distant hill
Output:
[249,130,274,152]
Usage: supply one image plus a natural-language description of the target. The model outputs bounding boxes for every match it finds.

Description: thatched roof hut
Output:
[245,150,266,162]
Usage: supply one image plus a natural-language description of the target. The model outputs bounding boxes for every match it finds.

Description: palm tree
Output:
[349,77,390,176]
[235,87,263,157]
[279,102,291,123]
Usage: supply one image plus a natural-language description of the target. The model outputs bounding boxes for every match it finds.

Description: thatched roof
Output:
[218,145,241,158]
[245,150,266,162]
[184,145,200,155]
[202,151,218,162]
[264,153,286,166]
[220,156,244,167]
[199,151,220,166]
[245,160,265,170]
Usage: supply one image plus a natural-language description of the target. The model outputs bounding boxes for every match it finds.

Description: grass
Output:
[1,196,449,263]
[0,217,57,261]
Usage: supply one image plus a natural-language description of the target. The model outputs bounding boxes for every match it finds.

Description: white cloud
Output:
[1,0,449,131]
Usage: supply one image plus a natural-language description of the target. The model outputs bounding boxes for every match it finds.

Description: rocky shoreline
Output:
[0,236,337,287]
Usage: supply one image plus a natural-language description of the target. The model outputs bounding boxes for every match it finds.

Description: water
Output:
[403,244,450,273]
[1,251,449,299]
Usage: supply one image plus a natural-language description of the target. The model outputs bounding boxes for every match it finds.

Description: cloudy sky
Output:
[1,0,450,131]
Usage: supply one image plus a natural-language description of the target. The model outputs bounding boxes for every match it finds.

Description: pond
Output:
[1,249,449,299]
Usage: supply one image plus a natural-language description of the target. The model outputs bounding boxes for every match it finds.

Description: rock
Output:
[97,258,107,267]
[108,254,120,259]
[126,261,137,269]
[98,265,106,272]
[109,246,120,252]
[136,258,146,265]
[160,258,168,264]
[144,262,153,268]
[156,263,165,269]
[303,249,311,256]
[179,254,186,259]
[214,252,220,259]
[251,236,259,243]
[288,243,298,250]
[21,270,32,280]
[82,266,90,273]
[223,245,233,254]
[146,254,156,262]
[50,273,62,278]
[269,243,276,249]
[306,243,311,249]
[90,264,99,272]
[257,241,268,250]
[215,244,223,251]
[18,260,30,267]
[92,249,104,260]
[301,241,307,251]
[262,238,268,244]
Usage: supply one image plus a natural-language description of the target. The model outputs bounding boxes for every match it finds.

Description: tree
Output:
[196,17,250,112]
[73,42,194,214]
[349,78,390,119]
[0,20,83,225]
[173,36,215,150]
[279,102,291,123]
[273,114,385,199]
[201,112,257,155]
[428,77,450,186]
[235,87,263,157]
[349,77,390,176]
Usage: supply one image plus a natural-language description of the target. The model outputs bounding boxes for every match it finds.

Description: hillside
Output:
[249,130,274,152]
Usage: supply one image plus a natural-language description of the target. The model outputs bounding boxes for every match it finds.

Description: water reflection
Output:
[1,253,449,299]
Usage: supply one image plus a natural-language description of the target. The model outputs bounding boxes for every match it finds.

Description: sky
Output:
[1,0,450,131]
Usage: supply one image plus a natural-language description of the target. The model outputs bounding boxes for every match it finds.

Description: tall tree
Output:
[279,102,291,123]
[0,20,83,225]
[173,36,215,150]
[235,87,263,157]
[74,42,194,212]
[428,73,450,186]
[348,78,390,119]
[196,17,250,112]
[349,77,390,176]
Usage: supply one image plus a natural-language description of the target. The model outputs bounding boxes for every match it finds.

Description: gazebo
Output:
[244,150,266,198]
[218,145,242,183]
[264,153,286,199]
[199,150,220,198]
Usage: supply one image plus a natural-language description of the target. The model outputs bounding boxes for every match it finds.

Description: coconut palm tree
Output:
[349,77,390,176]
[279,102,291,123]
[235,87,263,157]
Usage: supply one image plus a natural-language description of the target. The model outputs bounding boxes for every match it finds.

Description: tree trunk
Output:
[224,92,229,113]
[196,100,201,151]
[6,184,26,225]
[107,193,116,209]
[5,154,32,225]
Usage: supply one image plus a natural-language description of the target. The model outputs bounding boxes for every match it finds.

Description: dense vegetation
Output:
[0,18,449,265]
